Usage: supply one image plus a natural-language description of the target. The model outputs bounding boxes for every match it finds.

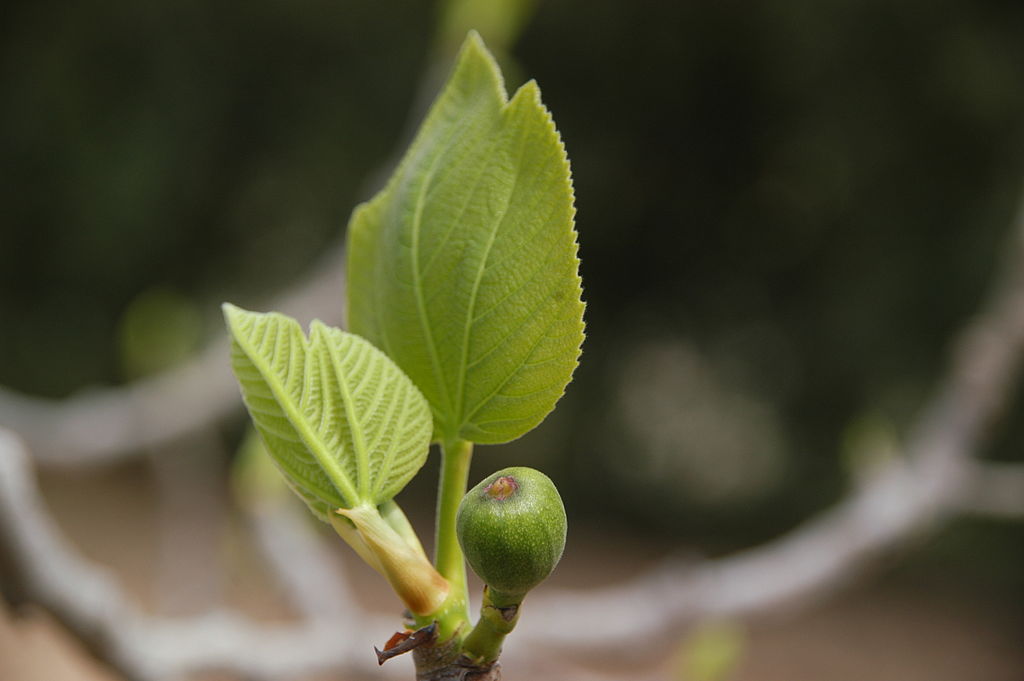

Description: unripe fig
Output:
[456,467,566,601]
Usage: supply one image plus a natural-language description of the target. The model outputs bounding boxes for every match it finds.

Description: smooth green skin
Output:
[346,31,585,447]
[457,466,566,598]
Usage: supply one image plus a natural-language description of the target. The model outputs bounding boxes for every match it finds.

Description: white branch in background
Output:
[146,429,230,616]
[518,183,1024,650]
[519,186,1024,651]
[0,247,345,468]
[2,184,1024,677]
[245,498,355,622]
[0,428,408,681]
[957,461,1024,519]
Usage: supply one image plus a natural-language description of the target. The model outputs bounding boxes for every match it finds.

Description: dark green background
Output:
[2,0,1022,593]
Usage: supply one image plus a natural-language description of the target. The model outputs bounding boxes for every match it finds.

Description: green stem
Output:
[461,586,521,665]
[431,438,473,639]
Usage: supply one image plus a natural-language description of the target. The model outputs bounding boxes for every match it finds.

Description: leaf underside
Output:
[224,304,433,518]
[347,31,585,445]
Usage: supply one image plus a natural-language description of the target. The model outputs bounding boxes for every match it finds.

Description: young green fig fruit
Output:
[456,467,566,602]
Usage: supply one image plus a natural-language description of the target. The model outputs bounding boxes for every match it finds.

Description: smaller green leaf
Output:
[223,304,433,516]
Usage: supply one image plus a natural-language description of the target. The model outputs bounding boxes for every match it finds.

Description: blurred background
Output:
[2,0,1023,679]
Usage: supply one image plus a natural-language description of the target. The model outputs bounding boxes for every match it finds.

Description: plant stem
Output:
[461,587,521,665]
[414,638,501,680]
[432,438,473,638]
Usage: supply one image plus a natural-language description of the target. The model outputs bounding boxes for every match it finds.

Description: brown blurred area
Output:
[1,464,1021,681]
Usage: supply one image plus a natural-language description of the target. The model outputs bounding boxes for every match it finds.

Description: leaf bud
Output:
[332,504,449,616]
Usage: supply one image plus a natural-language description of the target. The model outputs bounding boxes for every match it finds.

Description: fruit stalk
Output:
[460,586,522,665]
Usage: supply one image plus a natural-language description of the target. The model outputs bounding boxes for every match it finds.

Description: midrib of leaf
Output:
[419,127,505,279]
[410,152,454,431]
[236,382,333,505]
[454,115,528,432]
[407,73,504,440]
[236,322,359,506]
[320,327,372,500]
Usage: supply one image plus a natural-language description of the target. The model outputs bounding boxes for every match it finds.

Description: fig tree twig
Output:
[0,249,345,467]
[0,427,404,681]
[245,495,356,621]
[957,461,1024,519]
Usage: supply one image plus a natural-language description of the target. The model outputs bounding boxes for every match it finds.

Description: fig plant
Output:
[223,31,583,680]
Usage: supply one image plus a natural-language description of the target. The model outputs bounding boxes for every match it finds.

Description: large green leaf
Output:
[223,304,433,517]
[347,32,584,445]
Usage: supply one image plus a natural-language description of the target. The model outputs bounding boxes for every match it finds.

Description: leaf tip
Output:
[464,28,485,48]
[514,78,542,101]
[459,28,492,63]
[222,302,250,335]
[455,29,506,102]
[308,317,326,335]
